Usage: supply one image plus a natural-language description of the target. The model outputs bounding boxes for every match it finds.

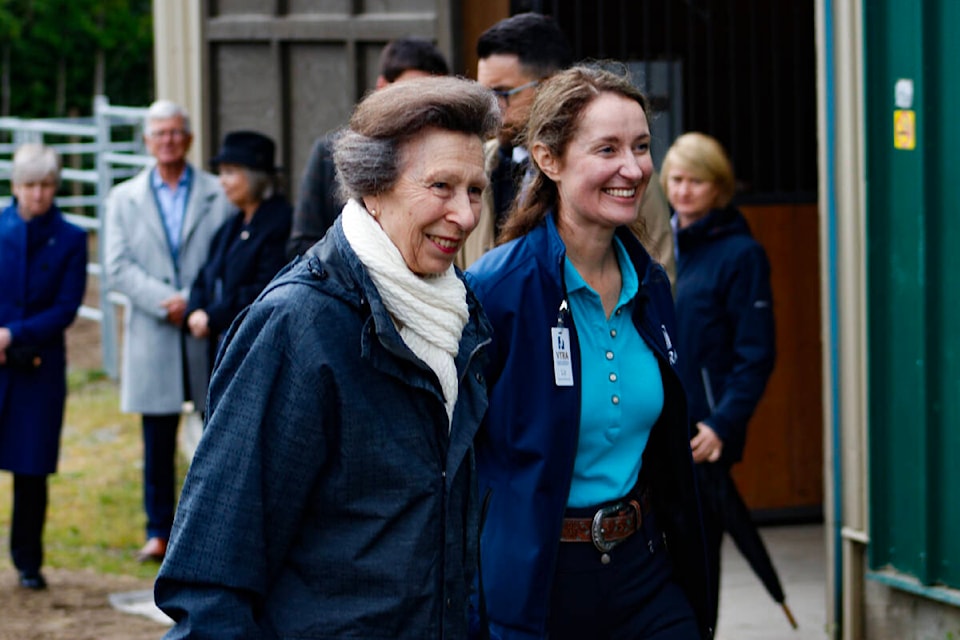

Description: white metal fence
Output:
[0,96,153,378]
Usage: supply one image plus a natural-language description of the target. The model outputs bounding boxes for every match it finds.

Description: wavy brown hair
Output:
[499,65,650,244]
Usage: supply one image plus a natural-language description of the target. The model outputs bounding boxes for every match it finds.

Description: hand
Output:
[0,327,10,365]
[691,423,724,464]
[160,295,187,326]
[187,310,210,338]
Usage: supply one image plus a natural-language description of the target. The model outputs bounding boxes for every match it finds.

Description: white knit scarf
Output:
[341,198,468,425]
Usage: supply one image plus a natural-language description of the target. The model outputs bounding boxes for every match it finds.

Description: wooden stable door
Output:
[732,203,823,519]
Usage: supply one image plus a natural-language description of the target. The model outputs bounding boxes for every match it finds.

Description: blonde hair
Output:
[11,143,61,186]
[660,132,735,208]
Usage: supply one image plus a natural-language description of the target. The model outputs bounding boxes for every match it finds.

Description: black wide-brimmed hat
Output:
[211,130,278,173]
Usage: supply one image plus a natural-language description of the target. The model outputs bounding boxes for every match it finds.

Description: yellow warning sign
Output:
[894,110,915,150]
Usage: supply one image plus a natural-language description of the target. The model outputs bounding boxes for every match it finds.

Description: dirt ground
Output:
[0,568,168,640]
[0,307,170,639]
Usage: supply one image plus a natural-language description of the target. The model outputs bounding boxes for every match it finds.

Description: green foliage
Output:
[1,0,153,117]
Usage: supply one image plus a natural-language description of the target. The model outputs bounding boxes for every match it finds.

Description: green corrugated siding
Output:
[866,0,960,588]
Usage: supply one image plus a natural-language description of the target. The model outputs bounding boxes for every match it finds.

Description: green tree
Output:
[4,0,152,118]
[0,0,25,116]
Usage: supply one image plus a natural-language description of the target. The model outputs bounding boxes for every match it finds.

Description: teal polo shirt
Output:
[564,237,664,508]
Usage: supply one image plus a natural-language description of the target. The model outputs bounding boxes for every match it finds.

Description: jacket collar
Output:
[676,205,751,252]
[529,211,660,292]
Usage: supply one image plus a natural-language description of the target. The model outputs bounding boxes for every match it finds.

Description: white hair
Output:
[11,143,61,186]
[145,100,192,135]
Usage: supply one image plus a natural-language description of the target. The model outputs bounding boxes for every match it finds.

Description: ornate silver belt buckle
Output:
[591,502,625,553]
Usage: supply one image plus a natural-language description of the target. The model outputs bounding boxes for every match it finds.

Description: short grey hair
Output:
[145,99,192,135]
[334,76,500,202]
[243,167,274,201]
[11,143,61,186]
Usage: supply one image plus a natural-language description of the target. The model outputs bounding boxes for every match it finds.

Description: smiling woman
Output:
[466,66,714,639]
[154,76,501,640]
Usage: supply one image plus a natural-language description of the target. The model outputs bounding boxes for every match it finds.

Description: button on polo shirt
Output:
[564,237,664,508]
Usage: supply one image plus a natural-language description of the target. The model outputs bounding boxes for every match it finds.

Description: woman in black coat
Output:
[662,132,776,631]
[185,131,292,412]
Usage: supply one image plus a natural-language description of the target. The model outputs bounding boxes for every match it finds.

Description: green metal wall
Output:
[866,0,960,588]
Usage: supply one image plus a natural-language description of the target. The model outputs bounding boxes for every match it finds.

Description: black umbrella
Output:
[699,368,797,629]
[698,464,798,629]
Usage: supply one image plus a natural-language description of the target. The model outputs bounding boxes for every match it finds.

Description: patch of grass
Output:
[0,374,189,580]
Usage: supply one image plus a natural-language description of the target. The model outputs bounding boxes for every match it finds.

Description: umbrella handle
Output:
[781,602,798,629]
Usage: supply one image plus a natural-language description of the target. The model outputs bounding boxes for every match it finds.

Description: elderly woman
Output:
[0,143,87,590]
[184,130,292,414]
[466,67,713,639]
[661,132,776,632]
[155,76,499,639]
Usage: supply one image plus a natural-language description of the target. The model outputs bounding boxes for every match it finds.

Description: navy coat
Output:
[185,194,292,412]
[674,206,775,464]
[466,214,712,639]
[0,202,87,475]
[156,219,492,639]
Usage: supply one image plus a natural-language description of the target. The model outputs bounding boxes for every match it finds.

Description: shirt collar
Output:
[151,164,193,190]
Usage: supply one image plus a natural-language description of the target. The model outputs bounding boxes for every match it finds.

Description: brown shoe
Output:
[136,537,167,563]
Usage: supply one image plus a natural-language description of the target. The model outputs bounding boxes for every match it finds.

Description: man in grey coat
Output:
[104,100,230,563]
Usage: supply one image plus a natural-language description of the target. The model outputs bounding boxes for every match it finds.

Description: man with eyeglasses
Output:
[456,13,571,268]
[459,13,675,285]
[104,100,230,564]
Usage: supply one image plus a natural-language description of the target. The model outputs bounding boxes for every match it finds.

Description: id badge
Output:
[551,327,574,387]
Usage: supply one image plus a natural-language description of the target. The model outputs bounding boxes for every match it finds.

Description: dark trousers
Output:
[547,507,700,639]
[10,473,48,574]
[142,413,180,540]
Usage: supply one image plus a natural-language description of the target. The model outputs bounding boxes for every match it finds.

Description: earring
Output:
[369,209,378,218]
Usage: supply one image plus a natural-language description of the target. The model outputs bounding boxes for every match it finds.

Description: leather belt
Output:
[560,487,652,553]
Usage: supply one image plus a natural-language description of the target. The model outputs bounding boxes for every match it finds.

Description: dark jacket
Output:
[156,219,492,639]
[286,135,341,259]
[0,202,87,475]
[674,206,775,464]
[465,214,712,640]
[187,194,293,338]
[184,194,292,412]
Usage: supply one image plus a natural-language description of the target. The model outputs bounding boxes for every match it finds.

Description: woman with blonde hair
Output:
[662,132,776,631]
